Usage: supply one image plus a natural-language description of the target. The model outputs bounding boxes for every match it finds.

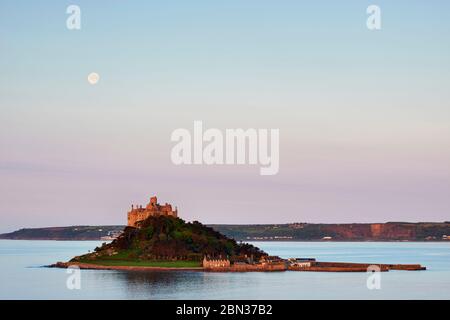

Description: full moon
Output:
[87,72,100,85]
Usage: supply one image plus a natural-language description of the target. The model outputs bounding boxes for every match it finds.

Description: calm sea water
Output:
[0,240,449,299]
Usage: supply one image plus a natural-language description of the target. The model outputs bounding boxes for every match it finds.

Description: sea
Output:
[1,240,449,299]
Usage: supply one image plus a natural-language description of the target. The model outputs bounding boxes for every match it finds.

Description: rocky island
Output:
[52,196,426,273]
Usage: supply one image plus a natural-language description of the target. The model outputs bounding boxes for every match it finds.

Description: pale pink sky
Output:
[1,1,450,232]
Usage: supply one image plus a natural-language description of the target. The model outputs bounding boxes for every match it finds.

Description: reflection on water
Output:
[1,240,450,299]
[100,269,278,300]
[119,271,205,299]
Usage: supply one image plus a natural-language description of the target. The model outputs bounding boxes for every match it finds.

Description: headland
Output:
[50,195,426,273]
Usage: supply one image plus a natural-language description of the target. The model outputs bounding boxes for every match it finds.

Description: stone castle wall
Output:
[127,196,178,227]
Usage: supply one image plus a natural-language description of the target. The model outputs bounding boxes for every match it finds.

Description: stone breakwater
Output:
[289,261,426,272]
[51,261,426,272]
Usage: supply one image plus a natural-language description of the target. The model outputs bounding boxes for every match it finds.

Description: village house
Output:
[202,256,231,269]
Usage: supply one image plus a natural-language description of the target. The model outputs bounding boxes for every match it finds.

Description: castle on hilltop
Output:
[127,196,178,227]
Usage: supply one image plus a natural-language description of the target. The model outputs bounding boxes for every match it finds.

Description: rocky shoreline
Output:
[50,260,426,273]
[50,261,204,272]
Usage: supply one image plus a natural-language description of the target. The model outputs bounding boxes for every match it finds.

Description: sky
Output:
[1,0,450,232]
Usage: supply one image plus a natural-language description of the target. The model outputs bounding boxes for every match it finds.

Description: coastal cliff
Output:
[2,222,450,241]
[210,222,450,241]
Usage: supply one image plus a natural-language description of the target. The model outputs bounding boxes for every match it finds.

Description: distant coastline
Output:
[1,222,450,242]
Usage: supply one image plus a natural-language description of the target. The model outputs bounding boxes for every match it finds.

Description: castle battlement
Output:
[127,196,178,227]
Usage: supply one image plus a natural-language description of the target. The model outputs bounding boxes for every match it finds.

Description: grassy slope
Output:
[76,259,202,268]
